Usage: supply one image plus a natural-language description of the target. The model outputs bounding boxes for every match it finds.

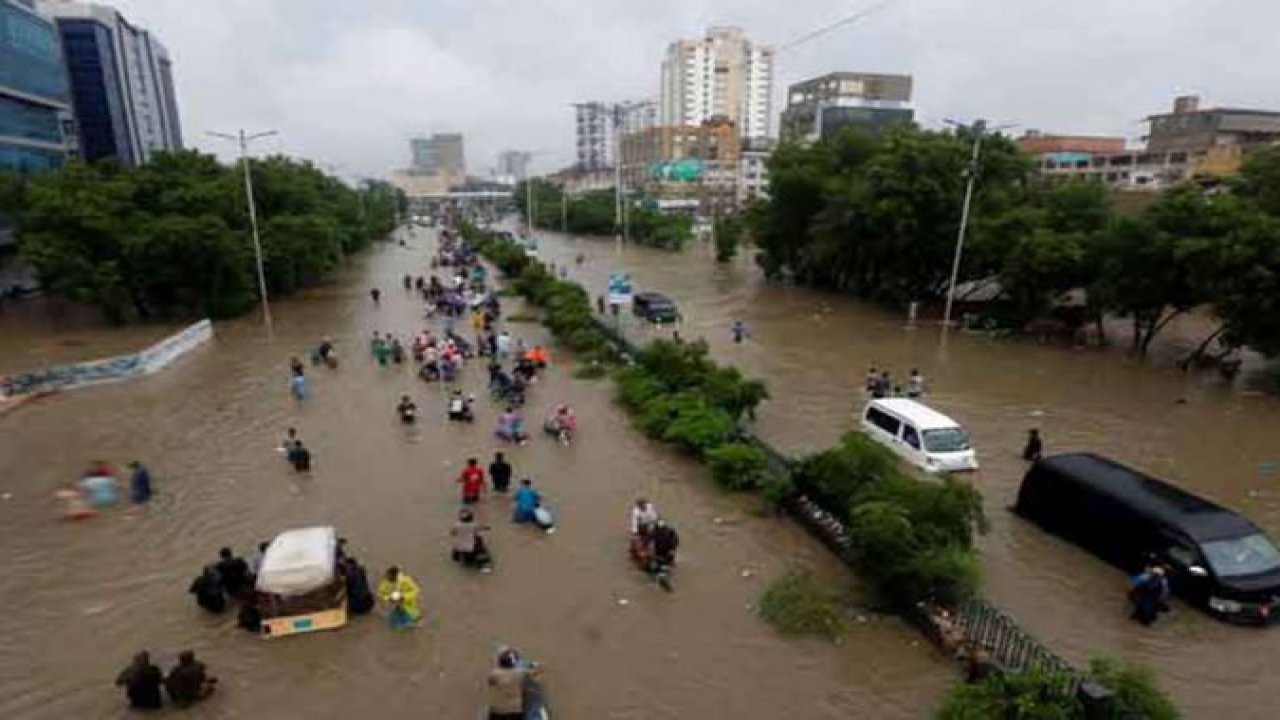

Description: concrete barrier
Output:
[0,319,212,400]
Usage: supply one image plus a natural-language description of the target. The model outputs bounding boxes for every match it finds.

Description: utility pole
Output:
[612,103,623,243]
[941,119,1014,329]
[209,129,278,333]
[524,167,534,235]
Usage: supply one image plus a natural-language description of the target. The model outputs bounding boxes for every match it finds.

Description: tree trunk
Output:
[1138,308,1183,359]
[1178,325,1227,371]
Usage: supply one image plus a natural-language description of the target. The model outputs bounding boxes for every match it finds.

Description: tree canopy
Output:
[749,125,1280,362]
[6,151,402,321]
[515,179,692,250]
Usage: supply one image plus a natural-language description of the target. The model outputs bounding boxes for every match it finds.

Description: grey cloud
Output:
[109,0,1280,177]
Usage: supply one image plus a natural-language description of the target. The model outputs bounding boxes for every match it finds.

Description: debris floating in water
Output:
[617,597,630,607]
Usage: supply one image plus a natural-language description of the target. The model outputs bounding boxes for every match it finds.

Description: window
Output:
[902,425,921,450]
[1201,534,1280,578]
[866,407,901,436]
[922,428,971,453]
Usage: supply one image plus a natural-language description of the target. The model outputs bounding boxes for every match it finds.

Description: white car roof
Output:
[868,398,963,431]
[256,526,337,596]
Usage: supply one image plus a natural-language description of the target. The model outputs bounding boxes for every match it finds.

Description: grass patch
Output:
[758,569,849,641]
[506,312,540,323]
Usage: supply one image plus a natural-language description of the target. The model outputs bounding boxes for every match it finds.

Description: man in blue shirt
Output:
[513,479,540,524]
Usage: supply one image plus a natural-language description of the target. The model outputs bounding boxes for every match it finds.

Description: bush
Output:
[758,569,849,640]
[796,433,985,610]
[934,658,1181,720]
[935,668,1079,720]
[1087,658,1181,720]
[707,442,770,491]
[660,399,737,456]
[762,469,797,506]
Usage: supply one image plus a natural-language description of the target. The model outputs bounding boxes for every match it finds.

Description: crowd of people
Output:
[112,221,685,716]
[863,364,927,399]
[57,460,154,519]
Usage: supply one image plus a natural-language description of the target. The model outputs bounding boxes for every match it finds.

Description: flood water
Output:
[532,229,1280,719]
[0,227,952,720]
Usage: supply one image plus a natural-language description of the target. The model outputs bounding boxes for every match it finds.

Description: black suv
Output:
[632,291,680,323]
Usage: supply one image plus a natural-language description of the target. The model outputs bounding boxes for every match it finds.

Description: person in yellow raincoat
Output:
[377,566,422,629]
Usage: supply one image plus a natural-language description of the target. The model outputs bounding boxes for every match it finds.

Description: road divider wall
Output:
[0,319,212,400]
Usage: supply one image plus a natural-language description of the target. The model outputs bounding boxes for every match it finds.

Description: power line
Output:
[779,0,896,53]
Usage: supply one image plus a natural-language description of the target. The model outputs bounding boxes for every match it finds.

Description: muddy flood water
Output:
[530,228,1280,719]
[0,227,953,720]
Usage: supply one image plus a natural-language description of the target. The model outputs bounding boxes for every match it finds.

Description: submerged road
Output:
[0,226,952,719]
[530,228,1280,720]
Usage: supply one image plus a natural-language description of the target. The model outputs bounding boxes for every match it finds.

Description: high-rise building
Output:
[495,149,530,180]
[0,0,77,174]
[659,27,774,141]
[574,101,614,171]
[621,99,658,135]
[409,133,465,176]
[42,0,181,166]
[780,72,913,144]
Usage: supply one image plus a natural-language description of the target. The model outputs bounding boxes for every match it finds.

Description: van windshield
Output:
[922,428,971,453]
[1201,533,1280,578]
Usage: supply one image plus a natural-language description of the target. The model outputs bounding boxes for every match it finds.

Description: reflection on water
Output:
[0,228,949,719]
[533,228,1280,720]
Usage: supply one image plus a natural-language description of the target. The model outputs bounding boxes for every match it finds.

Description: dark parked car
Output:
[1015,453,1280,625]
[632,292,679,323]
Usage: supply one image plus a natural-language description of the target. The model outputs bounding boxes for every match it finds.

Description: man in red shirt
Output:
[458,458,486,504]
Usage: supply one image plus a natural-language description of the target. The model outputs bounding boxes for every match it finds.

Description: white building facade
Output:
[574,101,614,171]
[659,26,774,141]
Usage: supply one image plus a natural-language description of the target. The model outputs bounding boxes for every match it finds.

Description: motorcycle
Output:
[628,535,674,592]
[542,419,573,446]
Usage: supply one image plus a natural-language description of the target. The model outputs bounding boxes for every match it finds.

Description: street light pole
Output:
[613,104,623,243]
[940,119,1014,330]
[209,129,278,333]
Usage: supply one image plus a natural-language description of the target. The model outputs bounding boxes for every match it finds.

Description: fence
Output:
[0,319,213,400]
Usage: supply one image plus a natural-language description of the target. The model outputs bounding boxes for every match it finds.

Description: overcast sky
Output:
[108,0,1280,180]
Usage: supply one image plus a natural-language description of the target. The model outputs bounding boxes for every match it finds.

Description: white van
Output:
[860,398,979,474]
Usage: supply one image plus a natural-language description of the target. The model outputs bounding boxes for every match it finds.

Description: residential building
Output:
[1029,96,1280,191]
[780,72,913,144]
[0,0,76,174]
[574,101,615,171]
[43,0,182,166]
[1016,131,1125,156]
[1035,148,1191,191]
[659,27,774,141]
[1146,95,1280,154]
[409,132,465,176]
[738,137,773,205]
[621,118,740,216]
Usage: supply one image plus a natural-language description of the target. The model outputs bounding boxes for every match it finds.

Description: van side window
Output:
[902,425,920,449]
[866,407,902,436]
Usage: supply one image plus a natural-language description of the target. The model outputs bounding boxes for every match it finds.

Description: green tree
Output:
[1236,144,1280,216]
[13,151,391,322]
[17,162,134,320]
